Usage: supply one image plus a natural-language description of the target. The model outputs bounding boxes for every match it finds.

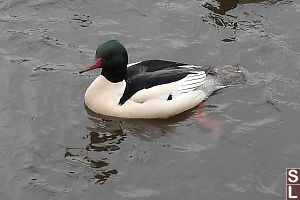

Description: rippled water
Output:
[0,0,300,199]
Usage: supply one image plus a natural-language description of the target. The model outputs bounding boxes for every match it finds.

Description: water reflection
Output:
[65,101,225,184]
[65,103,199,183]
[71,14,92,28]
[84,105,192,142]
[200,0,292,41]
[202,0,287,15]
[202,0,239,15]
[65,114,126,184]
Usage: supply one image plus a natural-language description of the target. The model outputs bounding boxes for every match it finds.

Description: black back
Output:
[125,60,187,80]
[119,60,208,105]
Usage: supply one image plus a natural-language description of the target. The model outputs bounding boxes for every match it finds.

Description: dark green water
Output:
[0,0,299,199]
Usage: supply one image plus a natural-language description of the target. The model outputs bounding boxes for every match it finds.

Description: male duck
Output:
[80,40,245,119]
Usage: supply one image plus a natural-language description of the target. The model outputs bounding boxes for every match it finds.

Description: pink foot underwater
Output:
[195,102,222,131]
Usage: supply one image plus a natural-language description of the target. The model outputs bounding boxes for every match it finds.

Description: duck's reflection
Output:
[65,105,188,184]
[86,128,126,153]
[66,103,219,184]
[65,110,126,184]
[84,104,193,142]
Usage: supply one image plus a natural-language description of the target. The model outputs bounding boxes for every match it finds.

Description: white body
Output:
[85,64,209,119]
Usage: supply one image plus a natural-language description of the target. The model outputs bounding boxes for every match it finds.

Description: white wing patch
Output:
[164,70,206,101]
[130,69,207,103]
[127,62,141,68]
[177,71,206,93]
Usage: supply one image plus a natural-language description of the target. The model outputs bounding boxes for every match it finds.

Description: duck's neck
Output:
[101,65,126,83]
[85,75,126,113]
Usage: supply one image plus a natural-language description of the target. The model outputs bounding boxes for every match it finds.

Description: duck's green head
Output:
[80,40,128,82]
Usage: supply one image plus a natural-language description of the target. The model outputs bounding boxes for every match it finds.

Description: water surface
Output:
[0,0,300,199]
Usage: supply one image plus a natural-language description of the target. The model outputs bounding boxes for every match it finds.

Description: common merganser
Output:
[80,40,245,119]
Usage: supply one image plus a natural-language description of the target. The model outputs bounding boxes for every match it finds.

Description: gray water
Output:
[1,0,300,199]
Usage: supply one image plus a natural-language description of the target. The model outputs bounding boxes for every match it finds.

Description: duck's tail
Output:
[209,65,246,86]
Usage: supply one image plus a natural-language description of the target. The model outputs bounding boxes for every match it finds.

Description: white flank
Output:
[84,70,207,118]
